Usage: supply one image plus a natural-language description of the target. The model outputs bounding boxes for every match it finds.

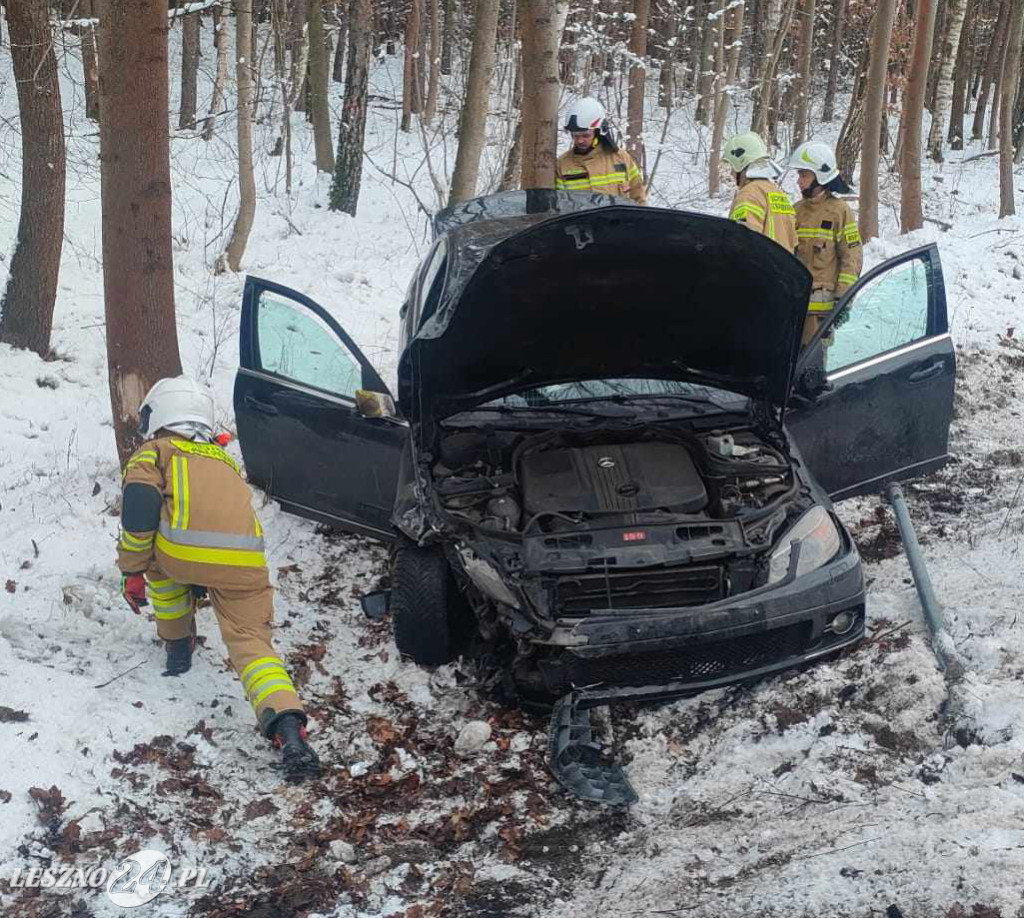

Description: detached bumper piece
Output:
[548,691,638,807]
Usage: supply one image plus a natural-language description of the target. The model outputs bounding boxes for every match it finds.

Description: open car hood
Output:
[399,205,812,422]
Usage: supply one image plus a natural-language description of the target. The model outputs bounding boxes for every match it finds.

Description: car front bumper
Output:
[519,529,866,702]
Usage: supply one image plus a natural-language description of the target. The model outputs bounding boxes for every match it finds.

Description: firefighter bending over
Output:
[723,131,797,253]
[116,377,320,781]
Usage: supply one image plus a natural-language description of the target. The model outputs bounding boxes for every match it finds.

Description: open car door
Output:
[787,244,955,501]
[234,277,405,541]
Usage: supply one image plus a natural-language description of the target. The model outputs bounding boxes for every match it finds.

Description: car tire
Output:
[391,539,468,666]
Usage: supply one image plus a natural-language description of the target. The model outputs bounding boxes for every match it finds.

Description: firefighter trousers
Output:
[145,566,303,734]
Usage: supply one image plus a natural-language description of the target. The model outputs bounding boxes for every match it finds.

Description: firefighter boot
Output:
[269,712,321,781]
[163,632,195,677]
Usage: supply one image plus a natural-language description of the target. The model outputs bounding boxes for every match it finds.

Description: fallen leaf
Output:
[5,580,15,594]
[0,706,29,723]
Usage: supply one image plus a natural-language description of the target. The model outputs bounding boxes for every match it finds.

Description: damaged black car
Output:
[233,191,955,801]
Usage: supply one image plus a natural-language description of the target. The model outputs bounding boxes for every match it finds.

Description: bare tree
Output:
[332,1,347,82]
[948,0,978,149]
[179,11,201,129]
[80,0,100,121]
[308,0,335,170]
[709,0,745,195]
[402,0,423,131]
[822,0,847,121]
[972,0,1010,140]
[899,0,939,233]
[202,4,229,140]
[96,0,182,462]
[224,0,257,271]
[927,0,968,161]
[751,0,797,135]
[1,0,66,358]
[792,0,817,144]
[330,0,372,214]
[425,0,441,121]
[449,0,500,202]
[627,0,651,167]
[859,0,897,242]
[999,0,1024,215]
[441,0,455,74]
[520,0,568,188]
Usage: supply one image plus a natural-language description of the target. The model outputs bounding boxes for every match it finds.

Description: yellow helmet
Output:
[723,131,770,173]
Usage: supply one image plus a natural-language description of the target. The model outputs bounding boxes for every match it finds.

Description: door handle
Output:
[908,360,945,383]
[244,394,279,415]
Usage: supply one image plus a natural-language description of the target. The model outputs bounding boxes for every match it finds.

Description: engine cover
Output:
[520,441,708,517]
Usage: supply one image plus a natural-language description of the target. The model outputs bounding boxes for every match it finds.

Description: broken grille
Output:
[553,564,724,614]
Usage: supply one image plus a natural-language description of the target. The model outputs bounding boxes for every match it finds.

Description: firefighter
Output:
[555,98,647,204]
[787,140,863,347]
[116,377,320,781]
[723,131,797,253]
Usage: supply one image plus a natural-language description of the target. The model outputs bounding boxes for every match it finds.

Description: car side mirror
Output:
[355,390,397,420]
[360,589,391,620]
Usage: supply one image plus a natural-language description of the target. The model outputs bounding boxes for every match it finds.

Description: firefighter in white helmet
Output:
[116,377,320,781]
[723,131,797,253]
[787,140,863,347]
[554,98,647,204]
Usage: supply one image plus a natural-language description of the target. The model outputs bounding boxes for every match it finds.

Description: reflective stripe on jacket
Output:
[794,193,863,313]
[117,435,267,586]
[728,179,798,253]
[555,144,647,204]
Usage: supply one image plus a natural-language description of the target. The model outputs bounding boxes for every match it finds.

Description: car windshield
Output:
[480,378,743,410]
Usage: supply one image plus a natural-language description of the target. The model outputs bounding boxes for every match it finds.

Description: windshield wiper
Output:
[470,403,638,419]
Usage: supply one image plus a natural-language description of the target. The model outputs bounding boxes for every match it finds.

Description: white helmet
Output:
[788,141,842,185]
[139,376,215,438]
[564,97,607,133]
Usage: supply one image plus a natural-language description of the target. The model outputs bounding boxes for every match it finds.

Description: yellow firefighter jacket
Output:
[728,178,798,253]
[117,435,267,589]
[794,193,864,312]
[555,142,647,204]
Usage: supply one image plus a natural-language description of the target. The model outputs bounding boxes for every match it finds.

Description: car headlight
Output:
[458,548,521,609]
[767,506,842,584]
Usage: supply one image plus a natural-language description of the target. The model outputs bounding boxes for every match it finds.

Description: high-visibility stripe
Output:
[253,514,264,538]
[158,522,264,551]
[838,272,859,286]
[247,668,292,698]
[731,202,766,222]
[155,533,266,568]
[147,578,182,594]
[251,680,298,707]
[240,656,283,685]
[809,301,835,312]
[170,439,241,474]
[797,228,834,240]
[120,530,154,550]
[180,458,190,530]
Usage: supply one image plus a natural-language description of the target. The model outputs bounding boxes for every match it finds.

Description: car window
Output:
[256,291,362,397]
[826,256,930,373]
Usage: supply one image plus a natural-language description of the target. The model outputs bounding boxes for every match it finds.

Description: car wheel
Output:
[391,539,469,666]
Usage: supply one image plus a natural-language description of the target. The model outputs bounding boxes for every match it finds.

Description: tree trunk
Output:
[999,0,1024,215]
[330,0,372,214]
[696,0,720,124]
[988,9,1010,148]
[822,0,847,121]
[948,0,977,149]
[225,0,257,271]
[290,0,309,112]
[627,0,651,166]
[792,0,817,143]
[750,0,781,128]
[96,0,181,462]
[401,0,422,131]
[972,0,1010,139]
[657,0,677,108]
[499,36,525,192]
[441,0,455,73]
[179,12,201,129]
[898,0,938,233]
[927,0,967,160]
[520,0,568,189]
[333,1,348,82]
[688,0,707,93]
[81,0,100,122]
[1,0,66,358]
[860,0,897,241]
[308,0,335,170]
[202,4,229,140]
[709,1,745,195]
[449,0,500,202]
[752,0,797,135]
[425,0,441,120]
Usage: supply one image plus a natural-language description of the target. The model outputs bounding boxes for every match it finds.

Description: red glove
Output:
[120,573,148,615]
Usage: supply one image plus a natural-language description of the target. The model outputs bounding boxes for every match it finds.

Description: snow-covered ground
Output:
[2,21,1024,918]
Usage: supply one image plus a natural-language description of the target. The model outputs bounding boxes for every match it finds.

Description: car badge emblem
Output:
[598,457,616,469]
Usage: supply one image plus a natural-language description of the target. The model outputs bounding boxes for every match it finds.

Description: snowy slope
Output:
[2,22,1024,918]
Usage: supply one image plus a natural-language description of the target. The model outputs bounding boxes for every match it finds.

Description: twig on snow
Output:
[94,660,147,689]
